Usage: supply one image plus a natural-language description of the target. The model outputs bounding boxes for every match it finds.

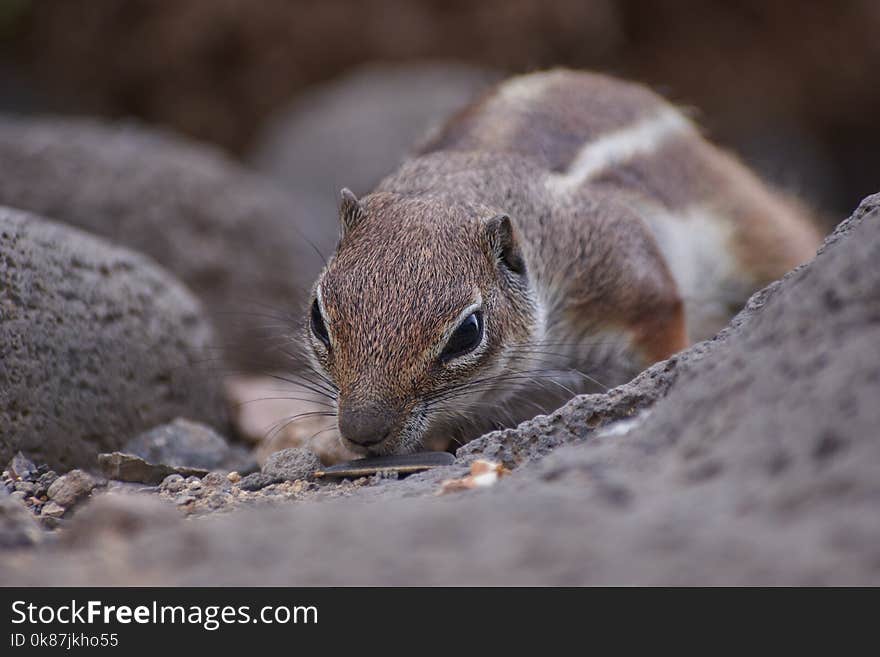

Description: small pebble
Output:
[14,481,35,495]
[160,474,185,493]
[238,472,281,492]
[34,471,58,497]
[370,471,400,484]
[202,472,227,488]
[41,501,66,518]
[175,495,196,506]
[227,471,241,483]
[206,493,228,509]
[10,452,36,480]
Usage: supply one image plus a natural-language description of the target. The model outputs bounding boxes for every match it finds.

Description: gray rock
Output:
[237,472,281,492]
[46,470,95,508]
[159,474,186,493]
[124,418,254,472]
[34,471,58,498]
[251,63,495,230]
[1,194,878,585]
[8,452,36,481]
[0,117,326,371]
[200,472,230,489]
[13,481,35,495]
[261,448,321,482]
[40,501,66,519]
[0,488,43,549]
[456,355,680,468]
[97,452,209,486]
[0,207,225,469]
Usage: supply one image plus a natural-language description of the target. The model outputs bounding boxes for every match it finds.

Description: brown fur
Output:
[305,69,822,454]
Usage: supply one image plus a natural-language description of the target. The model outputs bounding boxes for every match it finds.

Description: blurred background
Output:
[1,0,877,226]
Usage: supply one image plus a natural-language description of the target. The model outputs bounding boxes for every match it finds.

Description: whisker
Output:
[232,396,334,409]
[262,410,338,445]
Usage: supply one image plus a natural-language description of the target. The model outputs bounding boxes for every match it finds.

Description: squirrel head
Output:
[305,189,542,454]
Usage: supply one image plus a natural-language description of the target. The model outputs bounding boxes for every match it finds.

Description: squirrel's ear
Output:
[339,188,365,236]
[484,214,526,276]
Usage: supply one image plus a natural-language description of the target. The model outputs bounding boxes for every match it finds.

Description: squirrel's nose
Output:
[337,404,396,447]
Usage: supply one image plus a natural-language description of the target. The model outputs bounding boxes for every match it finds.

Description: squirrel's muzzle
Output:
[337,402,399,448]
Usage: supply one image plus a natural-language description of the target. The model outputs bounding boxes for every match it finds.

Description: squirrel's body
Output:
[306,70,822,455]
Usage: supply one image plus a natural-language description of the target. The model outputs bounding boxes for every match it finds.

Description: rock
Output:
[40,501,66,519]
[456,356,679,468]
[0,488,43,549]
[13,481,35,495]
[34,471,58,498]
[46,470,95,508]
[159,475,186,494]
[98,453,209,486]
[0,117,325,371]
[261,448,321,482]
[8,452,36,481]
[201,472,229,489]
[124,418,255,472]
[0,207,225,470]
[237,472,281,492]
[251,63,495,220]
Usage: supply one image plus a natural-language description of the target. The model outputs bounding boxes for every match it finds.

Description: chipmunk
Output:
[303,69,822,455]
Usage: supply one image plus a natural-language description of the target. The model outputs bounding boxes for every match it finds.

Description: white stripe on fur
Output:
[547,107,694,192]
[641,204,749,342]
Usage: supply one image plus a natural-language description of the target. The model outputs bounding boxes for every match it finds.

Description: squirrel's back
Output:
[416,69,823,342]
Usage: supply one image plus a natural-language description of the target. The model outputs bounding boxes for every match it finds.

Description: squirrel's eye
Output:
[310,299,330,348]
[440,311,483,363]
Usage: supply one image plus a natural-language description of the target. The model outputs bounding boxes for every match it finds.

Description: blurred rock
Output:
[0,488,42,549]
[251,62,496,219]
[61,493,181,549]
[124,418,256,473]
[0,207,225,470]
[0,117,325,371]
